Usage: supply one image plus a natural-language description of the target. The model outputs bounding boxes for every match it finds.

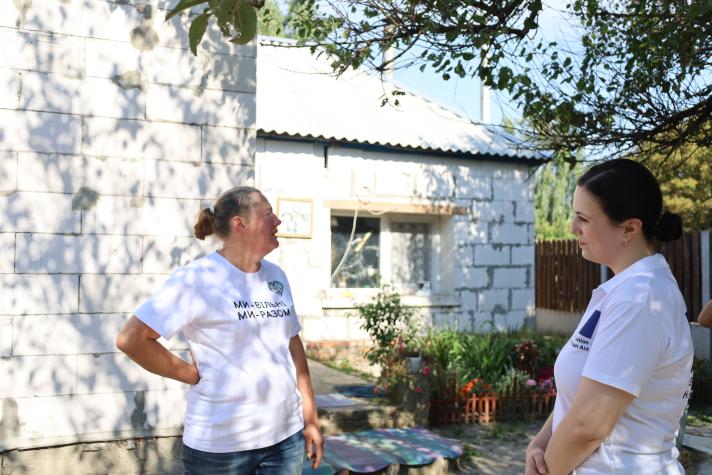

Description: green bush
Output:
[357,284,415,371]
[420,328,566,398]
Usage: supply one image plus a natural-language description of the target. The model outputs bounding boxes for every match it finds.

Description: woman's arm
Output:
[289,335,324,469]
[525,413,553,475]
[698,300,712,328]
[544,377,634,475]
[116,315,199,384]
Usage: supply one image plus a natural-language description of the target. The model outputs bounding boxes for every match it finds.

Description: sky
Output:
[392,1,575,126]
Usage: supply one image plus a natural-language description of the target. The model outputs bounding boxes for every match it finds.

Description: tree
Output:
[535,154,583,240]
[636,146,712,230]
[258,0,309,38]
[168,0,712,162]
[257,0,285,37]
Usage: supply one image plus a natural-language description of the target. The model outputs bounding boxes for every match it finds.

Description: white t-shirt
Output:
[553,254,693,474]
[134,252,304,453]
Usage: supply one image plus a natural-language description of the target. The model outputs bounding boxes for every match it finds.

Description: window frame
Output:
[328,210,441,294]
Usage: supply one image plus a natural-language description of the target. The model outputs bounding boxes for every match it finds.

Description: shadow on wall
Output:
[0,0,256,463]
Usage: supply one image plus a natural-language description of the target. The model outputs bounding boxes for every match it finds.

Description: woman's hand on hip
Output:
[304,421,324,469]
[182,350,200,385]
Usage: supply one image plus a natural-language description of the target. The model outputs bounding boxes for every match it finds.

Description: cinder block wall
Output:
[0,0,255,450]
[257,141,536,338]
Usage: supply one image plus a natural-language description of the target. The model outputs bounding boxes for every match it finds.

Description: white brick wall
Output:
[477,288,509,312]
[511,288,535,311]
[0,152,18,192]
[76,352,188,394]
[0,354,77,398]
[474,244,509,266]
[493,267,528,289]
[490,222,532,244]
[0,29,85,77]
[472,200,515,223]
[202,125,255,164]
[83,117,202,161]
[0,0,256,450]
[82,196,200,236]
[16,233,143,274]
[79,274,163,314]
[454,266,489,289]
[146,85,255,128]
[0,233,15,273]
[142,235,217,274]
[0,274,79,315]
[0,68,19,109]
[512,245,535,266]
[12,313,128,356]
[144,159,253,199]
[17,153,144,195]
[0,315,12,355]
[0,192,80,233]
[0,109,82,155]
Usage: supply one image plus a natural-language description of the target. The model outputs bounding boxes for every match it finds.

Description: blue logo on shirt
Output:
[579,310,601,339]
[268,280,284,296]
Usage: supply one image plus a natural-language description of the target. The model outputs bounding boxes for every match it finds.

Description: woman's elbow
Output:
[116,318,144,353]
[115,328,132,353]
[569,417,612,445]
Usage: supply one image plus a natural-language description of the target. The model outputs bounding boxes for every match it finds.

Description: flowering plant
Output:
[537,377,555,394]
[514,338,540,375]
[460,378,492,397]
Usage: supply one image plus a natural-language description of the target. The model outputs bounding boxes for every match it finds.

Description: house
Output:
[256,38,545,345]
[0,0,543,457]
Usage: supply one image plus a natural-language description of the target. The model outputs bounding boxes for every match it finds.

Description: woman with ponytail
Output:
[526,159,693,475]
[117,187,323,474]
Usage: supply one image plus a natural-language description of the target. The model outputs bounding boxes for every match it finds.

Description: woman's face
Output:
[242,193,282,255]
[570,186,625,266]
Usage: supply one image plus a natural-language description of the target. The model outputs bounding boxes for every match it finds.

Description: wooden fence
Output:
[536,231,711,320]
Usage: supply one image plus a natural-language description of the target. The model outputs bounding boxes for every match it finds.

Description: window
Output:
[330,216,380,288]
[390,221,432,289]
[330,214,436,291]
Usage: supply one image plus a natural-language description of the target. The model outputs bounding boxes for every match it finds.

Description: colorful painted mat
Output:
[333,384,381,398]
[315,393,362,408]
[302,427,463,474]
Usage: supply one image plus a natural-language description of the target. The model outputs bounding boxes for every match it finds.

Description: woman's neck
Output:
[608,243,653,275]
[218,246,261,273]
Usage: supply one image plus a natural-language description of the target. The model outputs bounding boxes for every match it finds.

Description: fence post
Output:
[702,230,710,306]
[696,230,711,360]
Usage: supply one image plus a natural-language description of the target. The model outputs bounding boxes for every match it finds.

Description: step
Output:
[318,401,417,435]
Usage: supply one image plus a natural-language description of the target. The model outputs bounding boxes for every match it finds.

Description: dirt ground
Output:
[432,416,712,475]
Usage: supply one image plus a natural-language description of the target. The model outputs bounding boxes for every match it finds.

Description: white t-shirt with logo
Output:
[134,252,304,453]
[553,254,693,474]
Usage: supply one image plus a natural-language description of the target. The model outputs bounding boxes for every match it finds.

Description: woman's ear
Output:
[622,218,643,242]
[229,215,247,234]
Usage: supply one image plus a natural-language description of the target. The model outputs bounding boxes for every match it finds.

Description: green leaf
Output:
[165,0,209,22]
[230,1,258,45]
[189,13,210,56]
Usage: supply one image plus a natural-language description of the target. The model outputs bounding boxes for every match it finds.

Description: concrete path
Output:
[308,359,372,395]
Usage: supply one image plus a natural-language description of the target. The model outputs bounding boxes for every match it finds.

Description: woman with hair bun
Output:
[117,187,323,474]
[525,159,693,475]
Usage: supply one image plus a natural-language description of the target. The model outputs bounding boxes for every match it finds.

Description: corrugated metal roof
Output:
[257,37,547,161]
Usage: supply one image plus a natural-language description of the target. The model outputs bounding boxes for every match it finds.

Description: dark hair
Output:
[193,186,261,240]
[577,159,682,242]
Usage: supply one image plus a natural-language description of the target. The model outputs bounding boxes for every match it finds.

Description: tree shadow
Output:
[1,1,258,472]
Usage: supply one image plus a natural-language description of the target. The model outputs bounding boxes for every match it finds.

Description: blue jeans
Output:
[182,430,305,475]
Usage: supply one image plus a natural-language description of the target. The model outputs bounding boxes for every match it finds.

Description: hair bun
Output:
[654,211,683,242]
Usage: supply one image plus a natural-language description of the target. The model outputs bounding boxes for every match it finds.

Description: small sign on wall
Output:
[276,197,313,239]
